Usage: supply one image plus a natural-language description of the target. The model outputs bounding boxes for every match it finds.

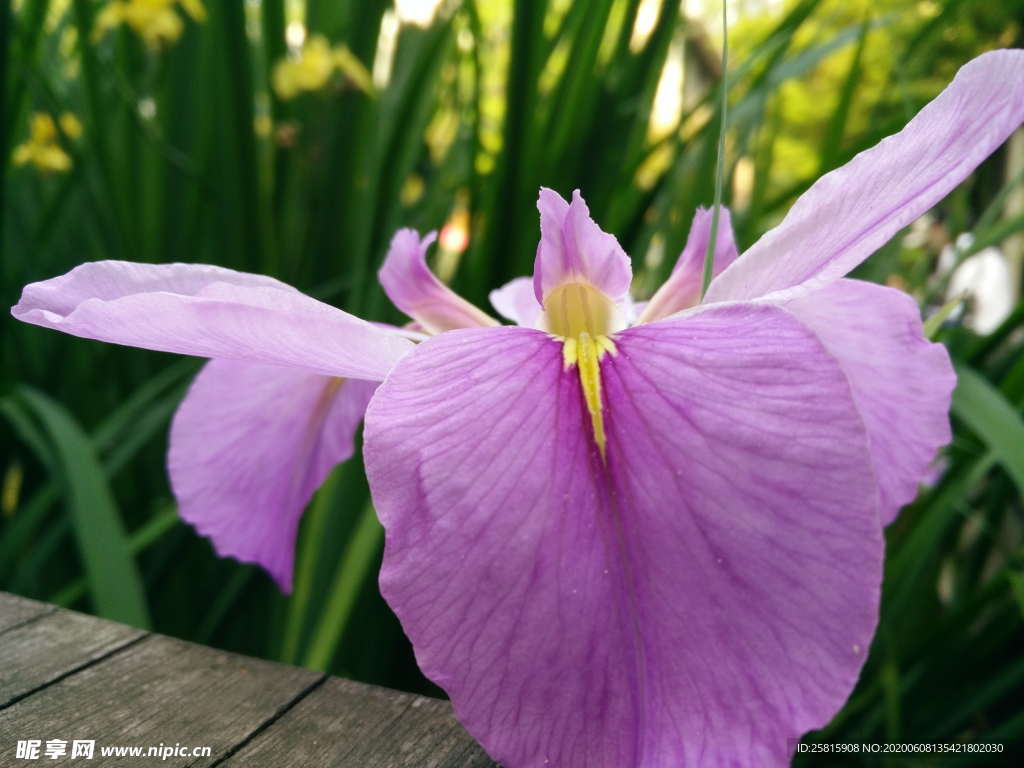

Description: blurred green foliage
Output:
[2,0,1024,761]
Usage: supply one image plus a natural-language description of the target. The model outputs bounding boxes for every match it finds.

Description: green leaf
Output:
[817,15,870,175]
[51,505,180,608]
[280,465,343,664]
[301,501,383,672]
[195,566,254,643]
[923,294,964,339]
[952,366,1024,493]
[16,387,150,628]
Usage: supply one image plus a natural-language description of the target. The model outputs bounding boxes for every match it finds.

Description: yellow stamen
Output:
[548,280,618,461]
[561,331,617,461]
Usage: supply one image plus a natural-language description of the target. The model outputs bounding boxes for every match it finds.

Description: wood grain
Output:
[0,593,497,768]
[0,592,55,635]
[0,608,143,708]
[220,677,495,767]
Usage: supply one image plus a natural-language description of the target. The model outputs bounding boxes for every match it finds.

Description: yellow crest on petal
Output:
[561,331,617,461]
[549,279,618,460]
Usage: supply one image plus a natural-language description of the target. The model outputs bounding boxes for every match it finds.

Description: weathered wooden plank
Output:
[0,592,56,635]
[0,608,144,708]
[0,631,323,767]
[221,677,496,768]
[0,594,494,767]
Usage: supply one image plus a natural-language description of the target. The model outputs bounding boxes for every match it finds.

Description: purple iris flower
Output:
[11,50,1024,767]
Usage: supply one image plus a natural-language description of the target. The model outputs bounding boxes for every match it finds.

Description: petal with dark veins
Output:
[783,279,955,522]
[365,306,882,768]
[170,359,376,591]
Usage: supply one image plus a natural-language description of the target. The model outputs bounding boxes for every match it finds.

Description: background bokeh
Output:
[2,0,1024,761]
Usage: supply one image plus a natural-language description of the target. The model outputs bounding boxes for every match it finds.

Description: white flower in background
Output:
[941,233,1015,334]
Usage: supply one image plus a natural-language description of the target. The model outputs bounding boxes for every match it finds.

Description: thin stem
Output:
[700,1,729,300]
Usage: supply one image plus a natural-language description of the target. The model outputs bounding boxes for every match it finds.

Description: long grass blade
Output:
[700,1,728,299]
[301,502,383,672]
[16,387,150,628]
[50,505,180,607]
[952,366,1024,493]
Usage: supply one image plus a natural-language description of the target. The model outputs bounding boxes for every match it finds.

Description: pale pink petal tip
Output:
[640,205,739,323]
[532,187,632,305]
[378,229,498,334]
[12,260,412,381]
[707,49,1024,304]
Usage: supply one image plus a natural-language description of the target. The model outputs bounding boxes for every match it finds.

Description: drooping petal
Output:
[488,276,542,327]
[783,279,955,522]
[365,307,882,768]
[378,229,498,334]
[169,359,376,592]
[639,206,739,323]
[706,49,1024,304]
[11,261,411,380]
[533,188,632,305]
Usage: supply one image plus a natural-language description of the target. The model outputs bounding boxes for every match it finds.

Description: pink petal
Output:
[365,306,882,767]
[12,261,411,380]
[532,188,632,304]
[639,206,739,323]
[706,50,1024,304]
[488,276,542,327]
[378,229,498,334]
[169,359,376,591]
[783,279,955,522]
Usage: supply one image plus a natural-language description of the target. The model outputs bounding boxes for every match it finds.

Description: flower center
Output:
[544,281,615,338]
[546,282,618,462]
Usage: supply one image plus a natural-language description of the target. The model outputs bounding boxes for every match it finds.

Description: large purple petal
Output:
[379,229,498,334]
[639,206,739,323]
[169,359,376,591]
[365,308,882,767]
[706,50,1024,304]
[783,279,955,522]
[533,188,632,304]
[12,261,411,380]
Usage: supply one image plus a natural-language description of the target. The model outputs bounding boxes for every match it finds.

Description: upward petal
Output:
[706,49,1024,304]
[783,279,955,522]
[365,307,882,768]
[378,229,498,334]
[12,261,411,380]
[533,188,632,305]
[639,206,739,323]
[169,359,375,592]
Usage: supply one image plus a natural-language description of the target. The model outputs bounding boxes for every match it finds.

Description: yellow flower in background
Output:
[272,35,373,100]
[272,36,334,100]
[13,113,82,174]
[2,461,22,518]
[93,0,205,48]
[59,26,80,78]
[177,0,205,21]
[332,46,374,95]
[59,113,83,140]
[253,114,273,139]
